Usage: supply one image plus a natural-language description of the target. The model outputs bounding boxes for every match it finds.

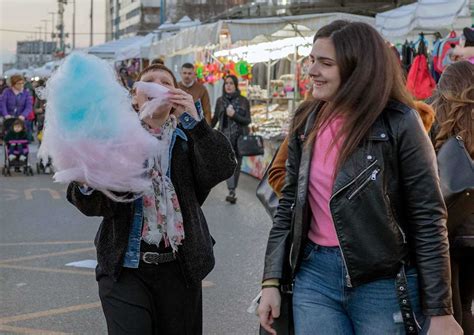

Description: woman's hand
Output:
[257,287,281,335]
[226,104,236,117]
[428,315,463,335]
[167,88,199,120]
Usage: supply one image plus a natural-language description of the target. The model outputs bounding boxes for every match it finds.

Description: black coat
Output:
[263,100,452,316]
[67,120,237,285]
[211,93,251,149]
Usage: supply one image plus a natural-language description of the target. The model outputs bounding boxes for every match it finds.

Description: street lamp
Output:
[49,12,56,44]
[37,26,44,65]
[41,19,50,58]
[90,0,94,47]
[41,19,49,41]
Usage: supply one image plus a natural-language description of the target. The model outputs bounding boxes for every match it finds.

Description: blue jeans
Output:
[293,242,427,335]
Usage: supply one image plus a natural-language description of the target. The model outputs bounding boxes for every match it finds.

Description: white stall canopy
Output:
[88,36,146,60]
[115,33,156,61]
[225,13,374,43]
[376,0,470,38]
[146,13,375,59]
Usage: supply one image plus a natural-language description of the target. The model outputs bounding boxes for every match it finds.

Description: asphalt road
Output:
[0,144,272,335]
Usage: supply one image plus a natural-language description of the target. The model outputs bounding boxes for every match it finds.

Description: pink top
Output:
[307,116,345,247]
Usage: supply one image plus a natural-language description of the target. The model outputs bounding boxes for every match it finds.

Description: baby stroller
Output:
[35,112,53,174]
[2,118,34,176]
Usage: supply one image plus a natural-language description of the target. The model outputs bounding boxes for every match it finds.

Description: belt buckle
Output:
[143,252,159,264]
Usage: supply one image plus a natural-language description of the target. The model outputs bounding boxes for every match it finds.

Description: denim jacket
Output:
[81,102,203,268]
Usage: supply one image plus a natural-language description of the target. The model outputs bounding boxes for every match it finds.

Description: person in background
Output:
[259,20,460,335]
[0,78,8,95]
[431,60,474,335]
[212,74,251,204]
[151,58,164,65]
[178,63,212,124]
[4,118,29,162]
[1,75,32,121]
[453,27,474,64]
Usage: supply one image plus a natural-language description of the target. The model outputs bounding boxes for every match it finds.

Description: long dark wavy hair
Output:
[432,61,474,158]
[293,20,414,171]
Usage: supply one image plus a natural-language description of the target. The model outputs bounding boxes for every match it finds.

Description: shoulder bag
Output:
[237,134,264,156]
[437,135,474,233]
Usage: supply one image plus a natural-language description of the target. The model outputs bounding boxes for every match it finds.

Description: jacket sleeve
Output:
[185,119,237,194]
[0,91,7,117]
[66,182,118,218]
[21,91,33,118]
[230,97,251,126]
[397,109,452,316]
[262,131,299,281]
[211,98,223,128]
[268,136,289,197]
[201,88,212,125]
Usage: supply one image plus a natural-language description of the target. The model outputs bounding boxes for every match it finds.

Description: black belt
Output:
[140,251,176,265]
[396,263,419,334]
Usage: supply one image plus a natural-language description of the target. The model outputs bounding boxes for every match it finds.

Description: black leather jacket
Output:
[263,100,452,316]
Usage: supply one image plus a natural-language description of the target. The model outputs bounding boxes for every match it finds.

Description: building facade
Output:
[16,40,56,69]
[106,0,162,41]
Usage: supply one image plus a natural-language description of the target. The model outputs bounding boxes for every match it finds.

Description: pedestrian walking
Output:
[211,74,251,204]
[258,20,461,335]
[1,75,32,121]
[178,63,212,125]
[67,63,236,335]
[432,60,474,335]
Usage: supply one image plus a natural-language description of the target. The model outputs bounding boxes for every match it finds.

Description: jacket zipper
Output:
[289,202,295,268]
[385,194,407,243]
[329,160,379,288]
[347,168,380,200]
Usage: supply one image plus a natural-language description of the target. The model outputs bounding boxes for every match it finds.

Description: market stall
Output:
[146,13,375,178]
[375,0,470,41]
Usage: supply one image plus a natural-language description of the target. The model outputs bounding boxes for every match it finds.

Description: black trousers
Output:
[226,144,242,192]
[98,261,202,335]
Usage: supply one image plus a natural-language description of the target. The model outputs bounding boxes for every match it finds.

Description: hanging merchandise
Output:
[432,34,443,75]
[406,53,436,100]
[204,63,223,84]
[195,62,205,81]
[436,31,460,73]
[235,60,252,80]
[224,60,237,77]
[401,40,414,73]
[194,58,252,84]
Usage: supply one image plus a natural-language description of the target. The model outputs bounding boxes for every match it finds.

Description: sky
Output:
[0,0,106,73]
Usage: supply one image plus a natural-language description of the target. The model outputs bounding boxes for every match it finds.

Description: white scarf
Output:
[141,117,185,251]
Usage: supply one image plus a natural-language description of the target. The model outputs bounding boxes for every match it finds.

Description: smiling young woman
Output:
[258,20,461,335]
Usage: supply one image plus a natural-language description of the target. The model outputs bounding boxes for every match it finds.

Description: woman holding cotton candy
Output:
[67,63,236,334]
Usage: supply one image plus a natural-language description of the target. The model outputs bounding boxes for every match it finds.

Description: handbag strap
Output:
[395,263,419,334]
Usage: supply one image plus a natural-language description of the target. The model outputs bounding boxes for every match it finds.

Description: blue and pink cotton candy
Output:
[38,52,159,194]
